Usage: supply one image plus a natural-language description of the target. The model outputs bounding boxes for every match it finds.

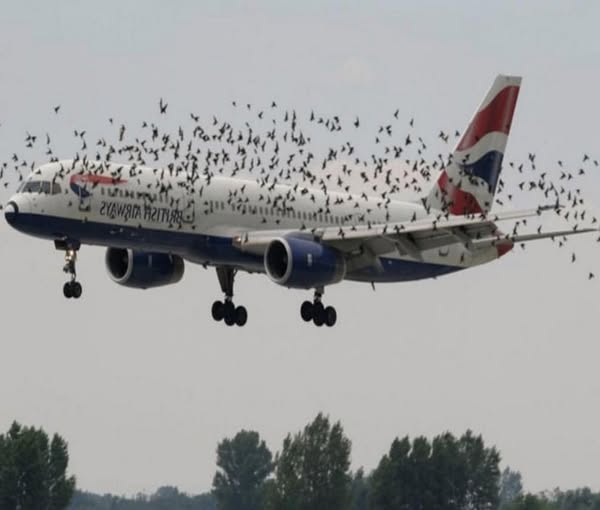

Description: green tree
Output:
[505,493,554,510]
[269,413,352,510]
[67,488,217,510]
[459,430,500,509]
[429,431,465,508]
[0,421,76,510]
[349,468,370,510]
[370,430,500,510]
[212,430,273,510]
[552,487,600,510]
[499,467,524,509]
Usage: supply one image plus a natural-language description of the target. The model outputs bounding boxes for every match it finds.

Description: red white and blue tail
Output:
[425,75,521,215]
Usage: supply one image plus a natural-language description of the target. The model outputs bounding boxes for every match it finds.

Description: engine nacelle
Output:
[264,236,346,289]
[105,248,184,289]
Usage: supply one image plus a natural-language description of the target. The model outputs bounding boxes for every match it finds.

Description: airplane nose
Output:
[4,201,19,225]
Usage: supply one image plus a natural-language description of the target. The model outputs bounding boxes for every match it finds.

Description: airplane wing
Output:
[233,205,593,256]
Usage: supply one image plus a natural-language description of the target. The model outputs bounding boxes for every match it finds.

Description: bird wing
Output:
[232,205,581,261]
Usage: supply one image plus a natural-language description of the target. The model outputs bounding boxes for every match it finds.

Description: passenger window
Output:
[51,182,62,195]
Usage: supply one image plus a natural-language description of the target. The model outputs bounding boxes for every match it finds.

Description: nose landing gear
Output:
[62,248,83,299]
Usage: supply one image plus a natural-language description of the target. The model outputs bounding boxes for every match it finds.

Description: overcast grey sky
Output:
[1,0,600,496]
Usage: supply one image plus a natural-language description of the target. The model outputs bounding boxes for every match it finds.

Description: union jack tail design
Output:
[425,75,521,215]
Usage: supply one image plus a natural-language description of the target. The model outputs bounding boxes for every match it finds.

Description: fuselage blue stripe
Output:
[8,212,463,283]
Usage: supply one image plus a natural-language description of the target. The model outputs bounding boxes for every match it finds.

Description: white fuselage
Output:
[5,160,500,282]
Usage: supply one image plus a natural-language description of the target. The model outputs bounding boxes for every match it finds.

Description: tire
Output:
[211,300,224,321]
[324,306,337,327]
[300,301,313,322]
[235,306,248,327]
[63,282,72,299]
[224,301,236,326]
[71,281,82,299]
[313,302,325,327]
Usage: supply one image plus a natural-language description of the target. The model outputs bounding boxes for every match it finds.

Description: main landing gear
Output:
[62,248,83,299]
[300,288,337,327]
[211,266,247,327]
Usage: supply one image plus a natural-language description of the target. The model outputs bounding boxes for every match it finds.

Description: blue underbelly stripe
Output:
[9,213,463,282]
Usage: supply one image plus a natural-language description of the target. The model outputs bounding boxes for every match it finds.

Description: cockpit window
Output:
[22,181,42,193]
[21,180,62,195]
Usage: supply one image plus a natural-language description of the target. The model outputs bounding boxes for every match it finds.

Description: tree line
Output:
[1,417,600,510]
[212,413,501,510]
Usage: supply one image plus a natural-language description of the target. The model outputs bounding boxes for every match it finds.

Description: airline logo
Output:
[69,174,127,198]
[454,84,519,195]
[432,76,521,216]
[68,172,192,225]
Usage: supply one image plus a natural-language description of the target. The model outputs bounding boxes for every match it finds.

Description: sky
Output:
[1,0,600,496]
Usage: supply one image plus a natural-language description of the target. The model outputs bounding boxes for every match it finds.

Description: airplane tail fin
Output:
[424,75,522,215]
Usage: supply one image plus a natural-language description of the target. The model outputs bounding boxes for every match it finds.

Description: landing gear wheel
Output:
[63,282,73,299]
[60,247,82,300]
[224,300,236,326]
[303,288,337,327]
[235,306,247,327]
[214,267,249,327]
[313,302,325,327]
[211,300,224,321]
[71,281,82,299]
[300,301,313,322]
[63,281,82,299]
[324,306,337,327]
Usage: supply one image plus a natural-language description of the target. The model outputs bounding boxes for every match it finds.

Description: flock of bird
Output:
[1,97,598,281]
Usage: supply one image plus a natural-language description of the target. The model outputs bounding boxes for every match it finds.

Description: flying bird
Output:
[159,98,168,114]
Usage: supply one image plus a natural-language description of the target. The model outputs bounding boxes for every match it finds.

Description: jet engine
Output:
[105,248,184,289]
[264,236,346,289]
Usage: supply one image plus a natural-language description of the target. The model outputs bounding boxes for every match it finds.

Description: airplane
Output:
[4,75,596,327]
